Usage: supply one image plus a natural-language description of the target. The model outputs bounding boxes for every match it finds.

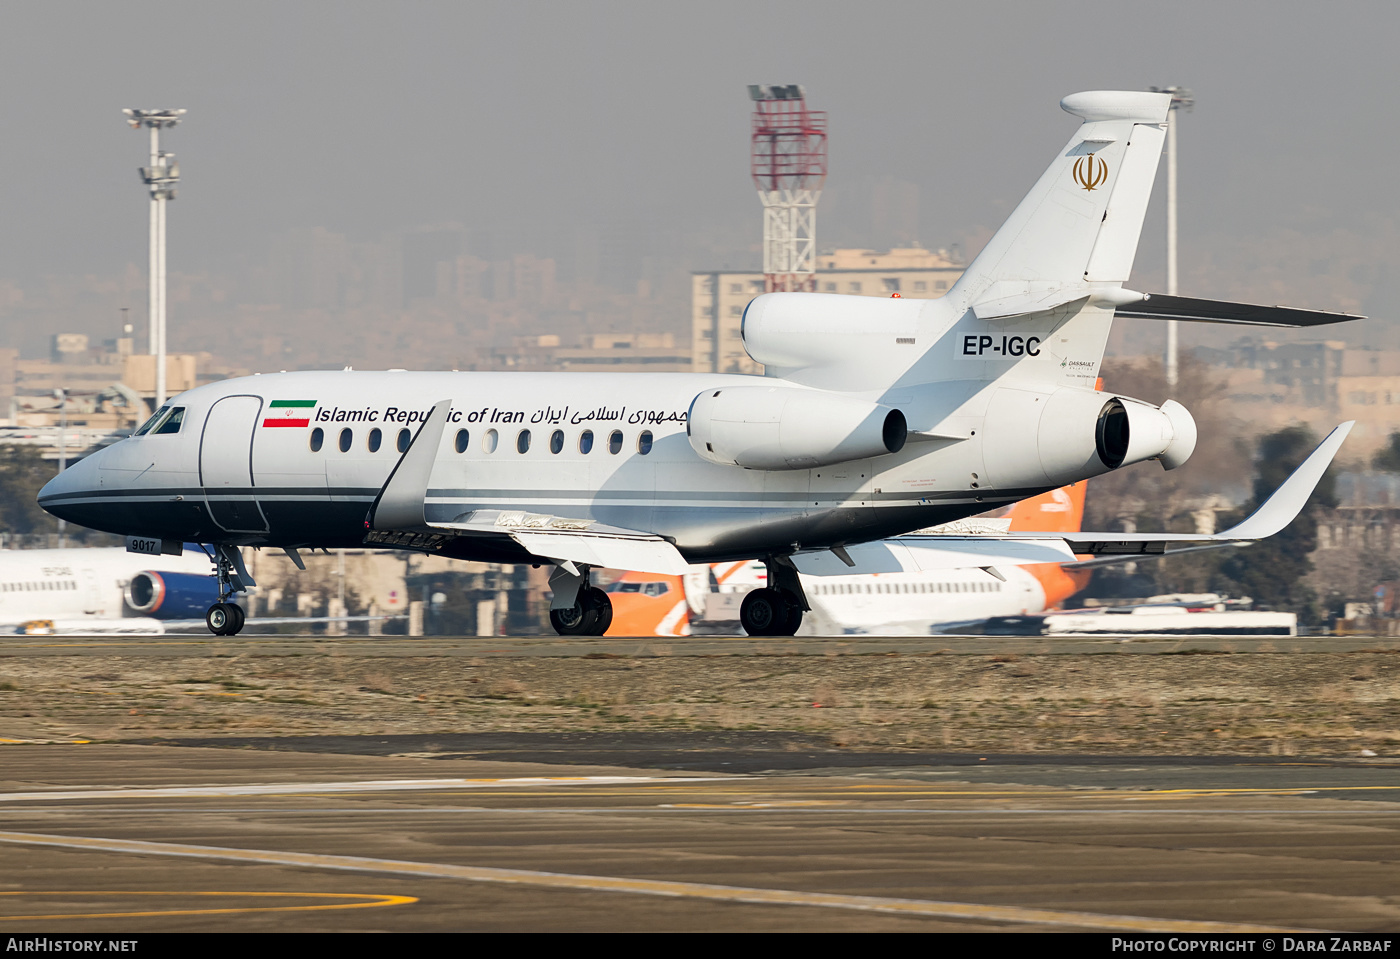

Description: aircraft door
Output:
[200,395,270,534]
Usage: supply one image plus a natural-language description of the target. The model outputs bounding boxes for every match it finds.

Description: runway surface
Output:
[6,632,1400,657]
[2,742,1399,932]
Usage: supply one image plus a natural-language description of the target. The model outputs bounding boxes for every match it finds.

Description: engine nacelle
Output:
[125,570,221,619]
[983,387,1197,490]
[688,386,907,470]
[740,292,924,371]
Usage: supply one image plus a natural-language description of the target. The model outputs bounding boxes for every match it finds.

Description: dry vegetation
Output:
[3,650,1400,757]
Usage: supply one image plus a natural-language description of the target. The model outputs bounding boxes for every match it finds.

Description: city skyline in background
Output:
[1,1,1397,372]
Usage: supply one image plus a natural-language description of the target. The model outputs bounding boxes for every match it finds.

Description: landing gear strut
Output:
[740,556,807,637]
[205,544,253,637]
[548,565,613,636]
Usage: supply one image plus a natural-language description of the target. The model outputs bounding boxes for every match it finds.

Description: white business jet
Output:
[38,90,1359,637]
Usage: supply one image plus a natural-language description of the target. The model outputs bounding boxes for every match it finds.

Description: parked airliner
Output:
[603,483,1093,636]
[0,545,215,633]
[38,90,1359,637]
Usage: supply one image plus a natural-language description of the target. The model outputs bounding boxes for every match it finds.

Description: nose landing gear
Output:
[206,601,245,636]
[204,544,255,636]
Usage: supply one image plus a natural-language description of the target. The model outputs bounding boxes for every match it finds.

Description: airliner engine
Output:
[982,387,1197,490]
[124,571,221,619]
[688,386,907,470]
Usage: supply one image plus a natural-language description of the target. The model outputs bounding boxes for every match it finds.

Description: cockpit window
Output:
[153,407,185,434]
[133,405,185,436]
[133,406,169,436]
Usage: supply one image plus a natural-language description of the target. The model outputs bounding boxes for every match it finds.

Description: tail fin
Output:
[951,91,1171,311]
[1007,481,1086,534]
[1013,481,1092,607]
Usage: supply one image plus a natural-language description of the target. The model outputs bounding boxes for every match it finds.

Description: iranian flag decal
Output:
[263,399,316,427]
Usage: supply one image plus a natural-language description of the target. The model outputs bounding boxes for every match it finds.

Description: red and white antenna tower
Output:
[749,84,827,293]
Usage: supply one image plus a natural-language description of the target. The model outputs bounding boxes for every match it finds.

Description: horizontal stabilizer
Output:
[1116,294,1364,328]
[972,288,1089,320]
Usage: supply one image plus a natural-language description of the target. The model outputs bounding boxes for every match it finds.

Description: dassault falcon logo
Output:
[1072,153,1108,191]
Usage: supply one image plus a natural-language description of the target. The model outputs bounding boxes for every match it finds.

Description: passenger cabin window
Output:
[549,430,564,454]
[368,428,382,452]
[397,428,411,453]
[454,429,470,453]
[517,429,531,454]
[338,428,353,452]
[483,429,498,453]
[608,430,623,454]
[579,430,594,454]
[309,428,324,452]
[637,430,653,455]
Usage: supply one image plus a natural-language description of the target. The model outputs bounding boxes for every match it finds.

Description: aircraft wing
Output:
[1059,541,1249,570]
[363,397,689,575]
[428,511,690,575]
[795,422,1350,577]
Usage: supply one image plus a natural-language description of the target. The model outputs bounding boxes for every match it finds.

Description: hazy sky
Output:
[1,1,1396,315]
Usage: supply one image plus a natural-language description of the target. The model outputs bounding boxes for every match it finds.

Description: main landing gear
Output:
[739,587,803,637]
[548,564,613,636]
[739,556,808,637]
[205,544,253,637]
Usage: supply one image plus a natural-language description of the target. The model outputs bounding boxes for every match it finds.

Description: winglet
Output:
[367,399,452,531]
[1217,422,1353,540]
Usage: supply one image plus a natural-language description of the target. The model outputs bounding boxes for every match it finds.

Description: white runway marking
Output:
[0,829,1314,933]
[0,775,728,803]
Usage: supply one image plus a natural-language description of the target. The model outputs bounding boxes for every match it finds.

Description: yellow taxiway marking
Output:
[0,830,1315,933]
[0,775,728,803]
[0,890,414,921]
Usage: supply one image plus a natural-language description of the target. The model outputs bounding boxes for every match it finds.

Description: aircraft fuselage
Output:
[40,369,1037,564]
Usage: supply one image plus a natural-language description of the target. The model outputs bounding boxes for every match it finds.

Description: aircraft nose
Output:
[37,450,103,525]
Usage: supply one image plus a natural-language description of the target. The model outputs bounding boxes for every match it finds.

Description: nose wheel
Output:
[206,601,245,636]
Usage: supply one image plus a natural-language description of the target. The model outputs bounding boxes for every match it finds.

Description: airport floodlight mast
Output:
[122,108,185,409]
[1150,86,1194,388]
[749,84,827,293]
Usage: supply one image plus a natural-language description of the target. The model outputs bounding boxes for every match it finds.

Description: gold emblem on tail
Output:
[1072,154,1108,191]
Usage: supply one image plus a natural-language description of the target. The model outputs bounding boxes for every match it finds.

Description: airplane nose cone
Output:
[38,451,102,525]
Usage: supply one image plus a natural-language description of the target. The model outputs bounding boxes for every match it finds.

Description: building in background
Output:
[488,332,690,373]
[1199,339,1400,455]
[691,245,964,373]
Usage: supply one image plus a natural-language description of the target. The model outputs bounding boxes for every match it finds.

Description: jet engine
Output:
[982,387,1197,490]
[688,386,907,470]
[739,291,923,372]
[124,571,221,619]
